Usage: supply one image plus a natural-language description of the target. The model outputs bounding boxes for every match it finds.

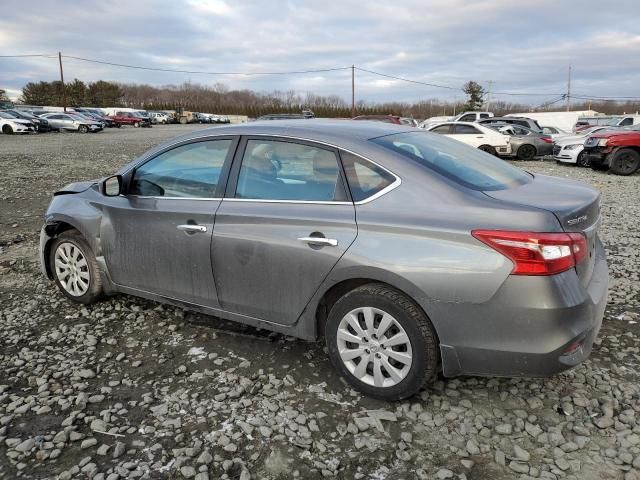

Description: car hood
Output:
[53,180,97,196]
[6,118,32,125]
[554,135,588,145]
[588,130,638,139]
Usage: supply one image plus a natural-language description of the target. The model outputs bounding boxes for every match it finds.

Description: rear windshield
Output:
[371,131,532,191]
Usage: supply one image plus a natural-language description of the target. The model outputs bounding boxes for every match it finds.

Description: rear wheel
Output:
[179,117,188,125]
[49,231,102,304]
[517,144,536,160]
[609,148,640,175]
[2,124,14,134]
[325,283,439,401]
[478,145,496,156]
[576,151,590,167]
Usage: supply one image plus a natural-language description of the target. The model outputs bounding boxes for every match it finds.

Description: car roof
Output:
[177,119,417,143]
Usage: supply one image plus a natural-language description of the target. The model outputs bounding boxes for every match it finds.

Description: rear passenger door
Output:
[212,137,357,325]
[449,123,485,147]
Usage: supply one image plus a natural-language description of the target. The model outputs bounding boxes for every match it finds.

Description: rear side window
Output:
[341,152,396,202]
[235,140,345,201]
[371,132,531,191]
[453,124,480,134]
[458,114,476,122]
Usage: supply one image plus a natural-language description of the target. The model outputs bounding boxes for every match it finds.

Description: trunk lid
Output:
[484,174,600,286]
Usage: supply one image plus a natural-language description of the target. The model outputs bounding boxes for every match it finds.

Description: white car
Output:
[541,126,569,140]
[553,126,621,167]
[149,112,170,124]
[0,111,36,134]
[425,121,512,156]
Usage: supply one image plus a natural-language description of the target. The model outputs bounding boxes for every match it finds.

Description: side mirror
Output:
[101,175,122,196]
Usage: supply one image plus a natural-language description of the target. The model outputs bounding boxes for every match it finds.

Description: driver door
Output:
[100,137,238,307]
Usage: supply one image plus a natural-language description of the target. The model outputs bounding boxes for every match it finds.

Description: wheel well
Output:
[42,222,80,278]
[315,278,431,339]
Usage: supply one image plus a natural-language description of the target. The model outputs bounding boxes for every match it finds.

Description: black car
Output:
[6,110,51,132]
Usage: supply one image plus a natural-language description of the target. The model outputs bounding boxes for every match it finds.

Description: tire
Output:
[516,144,536,160]
[325,283,439,401]
[609,148,640,176]
[576,151,590,168]
[2,124,14,134]
[78,125,89,134]
[478,145,496,156]
[116,123,121,128]
[179,117,188,125]
[133,122,140,128]
[49,230,102,305]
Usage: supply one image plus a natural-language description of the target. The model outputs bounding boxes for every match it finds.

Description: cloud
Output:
[1,0,639,104]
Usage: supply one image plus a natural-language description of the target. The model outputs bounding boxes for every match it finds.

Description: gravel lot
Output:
[0,126,639,480]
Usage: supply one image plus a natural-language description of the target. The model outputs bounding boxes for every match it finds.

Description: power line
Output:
[355,67,461,91]
[0,54,56,58]
[62,55,351,76]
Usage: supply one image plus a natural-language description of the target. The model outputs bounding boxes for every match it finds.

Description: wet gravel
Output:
[0,126,639,480]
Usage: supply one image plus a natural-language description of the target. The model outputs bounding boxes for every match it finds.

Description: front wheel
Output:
[78,125,89,134]
[325,283,439,401]
[133,122,140,128]
[49,231,103,304]
[2,124,14,134]
[609,148,640,176]
[478,145,496,156]
[576,151,590,167]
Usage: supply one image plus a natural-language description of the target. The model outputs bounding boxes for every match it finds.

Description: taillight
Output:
[541,136,553,143]
[472,230,587,275]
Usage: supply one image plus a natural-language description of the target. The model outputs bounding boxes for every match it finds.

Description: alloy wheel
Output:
[336,307,413,388]
[54,242,91,296]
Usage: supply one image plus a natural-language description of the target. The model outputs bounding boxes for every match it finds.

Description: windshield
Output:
[0,112,16,119]
[605,118,622,126]
[371,131,532,191]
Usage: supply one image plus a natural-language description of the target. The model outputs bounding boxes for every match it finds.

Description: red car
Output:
[107,111,151,128]
[583,128,640,175]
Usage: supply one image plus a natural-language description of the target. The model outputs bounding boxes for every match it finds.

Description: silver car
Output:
[41,113,103,133]
[39,121,608,400]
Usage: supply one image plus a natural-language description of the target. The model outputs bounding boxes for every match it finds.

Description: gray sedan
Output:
[485,123,554,159]
[490,124,554,159]
[39,120,608,400]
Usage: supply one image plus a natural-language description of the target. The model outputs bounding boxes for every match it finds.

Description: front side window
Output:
[341,152,396,202]
[371,131,532,191]
[235,140,343,201]
[619,117,633,126]
[131,140,232,198]
[430,124,451,134]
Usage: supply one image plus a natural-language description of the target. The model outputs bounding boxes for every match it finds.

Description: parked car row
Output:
[0,106,232,134]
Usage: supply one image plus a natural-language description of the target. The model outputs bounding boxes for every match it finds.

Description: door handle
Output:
[297,236,338,247]
[177,224,207,233]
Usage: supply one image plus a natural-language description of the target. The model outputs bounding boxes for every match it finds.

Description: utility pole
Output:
[351,65,355,118]
[58,51,67,112]
[566,65,571,112]
[485,80,494,112]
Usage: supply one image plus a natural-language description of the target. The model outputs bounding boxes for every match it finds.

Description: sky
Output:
[1,0,640,106]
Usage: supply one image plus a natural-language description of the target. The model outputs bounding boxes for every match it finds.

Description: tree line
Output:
[12,79,640,119]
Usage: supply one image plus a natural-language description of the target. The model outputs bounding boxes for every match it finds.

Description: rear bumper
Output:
[439,239,608,378]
